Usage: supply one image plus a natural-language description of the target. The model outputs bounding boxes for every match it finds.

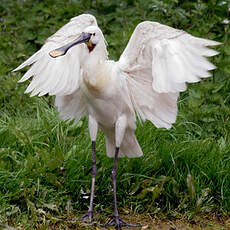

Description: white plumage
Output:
[14,13,220,228]
[14,14,219,158]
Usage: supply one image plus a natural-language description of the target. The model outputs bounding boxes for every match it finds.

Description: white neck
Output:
[80,43,110,93]
[81,42,108,78]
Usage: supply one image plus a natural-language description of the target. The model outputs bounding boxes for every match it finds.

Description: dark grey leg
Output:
[113,147,119,220]
[81,141,97,223]
[105,147,141,229]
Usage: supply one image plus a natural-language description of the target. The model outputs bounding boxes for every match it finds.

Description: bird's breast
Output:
[82,63,111,94]
[83,73,108,93]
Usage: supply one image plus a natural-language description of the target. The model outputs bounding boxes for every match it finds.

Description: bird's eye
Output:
[92,33,96,36]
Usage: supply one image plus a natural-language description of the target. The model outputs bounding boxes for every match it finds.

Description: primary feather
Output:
[14,14,97,96]
[118,21,220,129]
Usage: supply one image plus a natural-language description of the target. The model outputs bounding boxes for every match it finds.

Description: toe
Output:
[81,211,93,223]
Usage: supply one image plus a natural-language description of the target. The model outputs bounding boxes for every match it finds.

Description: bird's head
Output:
[49,26,106,58]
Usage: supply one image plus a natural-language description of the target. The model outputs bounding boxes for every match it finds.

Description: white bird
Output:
[14,14,220,229]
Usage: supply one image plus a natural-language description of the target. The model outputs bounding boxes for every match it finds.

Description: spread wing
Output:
[118,21,220,129]
[13,14,97,96]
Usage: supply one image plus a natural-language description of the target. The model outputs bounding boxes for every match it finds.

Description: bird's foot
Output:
[81,211,94,224]
[104,216,141,229]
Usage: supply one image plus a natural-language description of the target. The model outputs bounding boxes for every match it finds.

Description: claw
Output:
[81,211,93,224]
[104,216,141,229]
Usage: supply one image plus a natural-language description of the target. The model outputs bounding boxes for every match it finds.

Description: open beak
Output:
[49,32,92,58]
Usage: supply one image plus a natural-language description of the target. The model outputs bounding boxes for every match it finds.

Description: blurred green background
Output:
[0,0,230,229]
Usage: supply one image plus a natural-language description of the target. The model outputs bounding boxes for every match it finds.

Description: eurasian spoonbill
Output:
[14,14,220,229]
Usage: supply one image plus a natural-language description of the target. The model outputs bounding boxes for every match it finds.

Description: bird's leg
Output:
[112,146,120,220]
[105,147,141,229]
[89,140,97,216]
[81,116,98,224]
[81,141,97,223]
[105,115,141,229]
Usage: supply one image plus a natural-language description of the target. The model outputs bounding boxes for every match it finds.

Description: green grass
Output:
[0,0,230,228]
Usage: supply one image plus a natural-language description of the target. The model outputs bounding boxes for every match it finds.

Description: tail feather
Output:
[105,128,143,158]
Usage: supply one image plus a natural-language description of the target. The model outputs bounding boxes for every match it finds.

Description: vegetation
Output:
[0,0,229,229]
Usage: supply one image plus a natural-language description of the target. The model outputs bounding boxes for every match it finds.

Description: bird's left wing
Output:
[13,14,97,96]
[118,21,220,128]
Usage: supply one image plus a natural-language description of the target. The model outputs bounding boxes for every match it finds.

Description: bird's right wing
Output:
[118,21,220,129]
[13,14,97,97]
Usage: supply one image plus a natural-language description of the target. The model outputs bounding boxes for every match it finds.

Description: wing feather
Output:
[55,89,87,123]
[14,14,97,97]
[118,21,220,128]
